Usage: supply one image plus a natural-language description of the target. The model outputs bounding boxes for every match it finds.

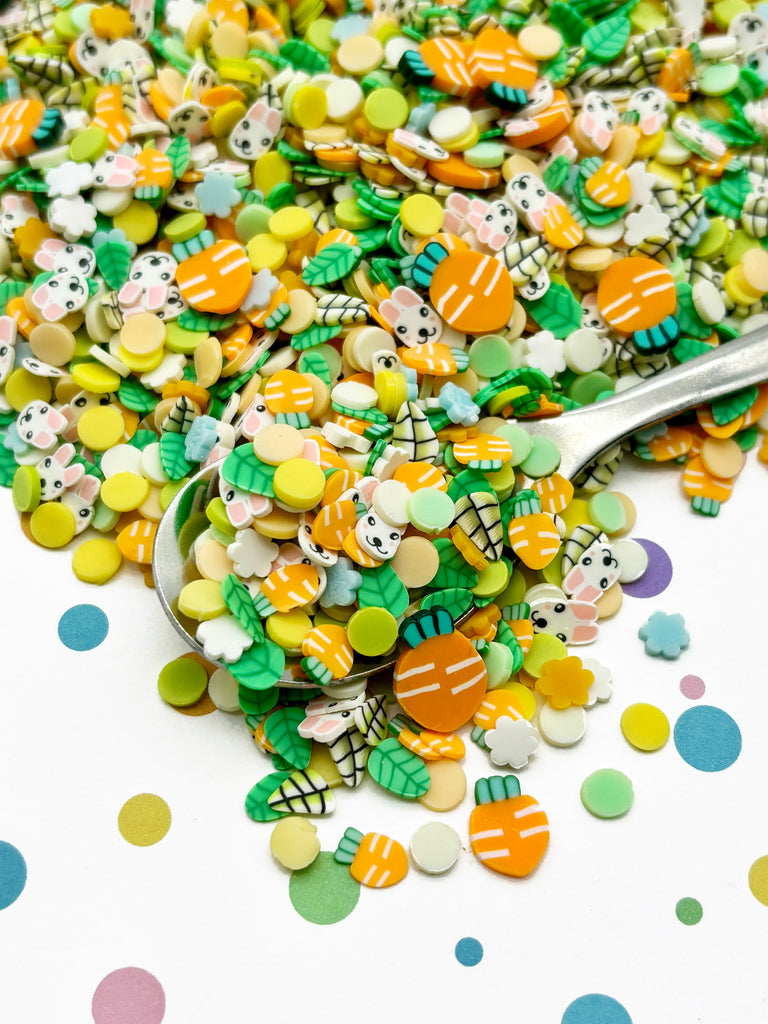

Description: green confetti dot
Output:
[675,897,703,925]
[289,851,360,925]
[580,768,634,818]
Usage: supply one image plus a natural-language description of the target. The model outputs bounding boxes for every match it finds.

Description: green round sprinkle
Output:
[468,334,513,378]
[495,423,533,466]
[569,371,614,406]
[305,17,335,54]
[157,656,208,707]
[165,212,207,244]
[68,125,109,164]
[463,142,506,168]
[335,198,374,232]
[675,897,703,925]
[12,466,41,513]
[289,851,360,924]
[364,89,410,131]
[587,492,626,533]
[698,63,739,96]
[482,641,515,688]
[235,203,273,243]
[407,487,455,533]
[90,500,121,533]
[580,768,634,819]
[519,434,561,478]
[471,559,510,599]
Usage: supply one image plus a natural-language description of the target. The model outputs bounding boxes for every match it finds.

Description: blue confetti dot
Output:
[0,841,27,910]
[562,994,632,1023]
[57,604,109,651]
[674,705,742,772]
[455,937,483,966]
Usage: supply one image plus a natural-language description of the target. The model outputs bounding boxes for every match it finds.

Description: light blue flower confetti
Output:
[91,227,137,257]
[638,611,690,659]
[195,172,242,218]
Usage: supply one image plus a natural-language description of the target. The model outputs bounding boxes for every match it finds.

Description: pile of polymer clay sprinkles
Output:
[3,0,768,886]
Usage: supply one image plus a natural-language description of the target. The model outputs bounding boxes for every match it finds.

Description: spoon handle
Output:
[527,327,768,479]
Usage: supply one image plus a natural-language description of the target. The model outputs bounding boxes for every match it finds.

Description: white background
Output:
[1,452,766,1023]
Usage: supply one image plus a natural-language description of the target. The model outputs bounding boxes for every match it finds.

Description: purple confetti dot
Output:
[680,674,705,700]
[621,539,673,599]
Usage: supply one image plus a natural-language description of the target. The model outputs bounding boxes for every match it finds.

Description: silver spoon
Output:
[153,328,768,686]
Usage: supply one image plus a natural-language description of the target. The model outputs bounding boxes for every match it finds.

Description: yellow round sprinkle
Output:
[210,100,247,137]
[177,579,227,621]
[72,538,123,585]
[120,312,166,355]
[266,608,313,650]
[30,501,77,548]
[246,232,288,272]
[117,793,172,846]
[77,405,125,451]
[363,88,409,131]
[252,152,291,195]
[517,24,562,59]
[289,85,327,130]
[272,457,326,510]
[523,633,567,677]
[164,212,207,244]
[100,471,151,512]
[4,367,51,411]
[505,681,537,720]
[116,344,166,372]
[113,201,158,245]
[620,703,670,751]
[268,206,314,242]
[270,817,319,870]
[346,606,398,657]
[71,361,123,394]
[399,194,444,237]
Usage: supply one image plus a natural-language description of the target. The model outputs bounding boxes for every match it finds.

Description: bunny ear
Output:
[54,442,75,467]
[247,100,268,121]
[0,315,17,346]
[570,601,599,622]
[377,299,400,327]
[466,197,489,230]
[391,286,422,308]
[77,474,101,504]
[265,107,281,135]
[63,463,85,488]
[571,623,599,643]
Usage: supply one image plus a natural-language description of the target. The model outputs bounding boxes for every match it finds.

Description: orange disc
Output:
[596,256,676,335]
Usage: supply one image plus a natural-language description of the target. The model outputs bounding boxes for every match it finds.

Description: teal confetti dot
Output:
[676,897,703,925]
[0,841,27,910]
[57,604,109,651]
[673,705,741,772]
[455,937,483,966]
[561,994,632,1023]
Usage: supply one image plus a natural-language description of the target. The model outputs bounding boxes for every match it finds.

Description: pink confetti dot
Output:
[680,674,705,700]
[92,967,165,1024]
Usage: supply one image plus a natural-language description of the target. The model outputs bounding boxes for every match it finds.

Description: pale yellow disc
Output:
[120,313,166,355]
[517,24,563,59]
[390,536,439,588]
[29,322,76,366]
[252,423,306,465]
[281,290,317,333]
[270,817,320,870]
[272,457,326,511]
[193,335,223,388]
[595,580,623,619]
[337,34,384,74]
[418,759,467,812]
[195,538,235,582]
[178,579,227,620]
[210,21,249,59]
[700,436,743,478]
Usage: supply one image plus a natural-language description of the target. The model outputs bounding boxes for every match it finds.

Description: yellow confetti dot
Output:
[117,793,172,847]
[270,817,320,870]
[113,201,159,246]
[749,855,768,906]
[620,702,670,751]
[100,472,151,512]
[400,194,444,237]
[266,608,313,650]
[71,362,123,394]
